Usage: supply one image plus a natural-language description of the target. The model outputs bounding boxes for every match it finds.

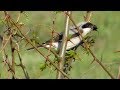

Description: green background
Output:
[0,11,120,79]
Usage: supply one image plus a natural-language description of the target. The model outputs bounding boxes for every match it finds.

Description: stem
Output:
[65,11,115,79]
[9,17,69,79]
[57,11,71,79]
[16,51,30,79]
[10,36,15,77]
[84,11,92,22]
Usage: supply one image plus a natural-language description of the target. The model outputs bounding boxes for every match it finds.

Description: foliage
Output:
[0,11,120,79]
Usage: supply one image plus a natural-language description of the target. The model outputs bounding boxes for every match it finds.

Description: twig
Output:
[16,12,21,23]
[84,11,92,22]
[3,11,16,78]
[10,36,15,78]
[0,34,12,53]
[80,65,97,78]
[57,11,71,79]
[16,50,30,79]
[9,16,69,79]
[65,11,115,79]
[4,53,15,78]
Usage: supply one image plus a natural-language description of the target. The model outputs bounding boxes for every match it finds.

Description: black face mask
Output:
[82,22,98,31]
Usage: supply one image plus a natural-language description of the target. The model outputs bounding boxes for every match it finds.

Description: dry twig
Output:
[7,14,70,79]
[65,11,115,79]
[57,11,71,79]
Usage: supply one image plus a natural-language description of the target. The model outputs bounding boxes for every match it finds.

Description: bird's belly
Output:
[45,37,81,50]
[66,36,81,50]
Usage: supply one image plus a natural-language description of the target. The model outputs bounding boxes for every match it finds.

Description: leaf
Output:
[39,63,46,71]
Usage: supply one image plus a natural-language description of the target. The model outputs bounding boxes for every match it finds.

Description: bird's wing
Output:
[69,24,83,34]
[43,32,63,45]
[54,32,63,42]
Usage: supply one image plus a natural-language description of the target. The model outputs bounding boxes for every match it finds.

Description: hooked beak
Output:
[93,25,97,31]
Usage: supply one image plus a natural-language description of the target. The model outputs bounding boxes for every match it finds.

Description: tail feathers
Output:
[27,45,43,50]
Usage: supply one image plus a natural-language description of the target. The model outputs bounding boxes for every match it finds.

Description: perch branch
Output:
[57,11,71,79]
[65,11,115,79]
[16,50,30,79]
[9,17,69,79]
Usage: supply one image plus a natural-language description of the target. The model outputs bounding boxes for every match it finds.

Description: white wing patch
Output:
[45,42,59,50]
[82,28,91,36]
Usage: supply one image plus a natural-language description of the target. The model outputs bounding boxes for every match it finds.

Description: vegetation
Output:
[0,11,120,79]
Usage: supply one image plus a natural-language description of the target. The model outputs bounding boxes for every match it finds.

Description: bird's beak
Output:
[93,25,97,31]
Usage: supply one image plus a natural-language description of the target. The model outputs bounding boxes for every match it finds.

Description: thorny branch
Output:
[3,11,16,78]
[57,11,71,79]
[84,11,92,22]
[2,50,15,78]
[1,11,30,79]
[10,36,15,78]
[16,50,30,79]
[1,11,116,79]
[65,11,115,79]
[7,14,70,79]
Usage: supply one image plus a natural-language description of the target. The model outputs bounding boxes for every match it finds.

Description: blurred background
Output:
[0,11,120,79]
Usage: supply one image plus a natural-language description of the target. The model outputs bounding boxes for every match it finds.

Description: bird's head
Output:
[80,22,97,31]
[69,21,98,36]
[77,22,98,36]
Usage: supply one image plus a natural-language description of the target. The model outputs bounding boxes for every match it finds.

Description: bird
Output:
[27,22,97,51]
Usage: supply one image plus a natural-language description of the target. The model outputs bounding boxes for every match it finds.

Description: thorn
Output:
[90,58,96,65]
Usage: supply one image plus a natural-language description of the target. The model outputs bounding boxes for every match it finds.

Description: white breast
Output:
[82,28,91,36]
[44,36,82,50]
[66,36,82,50]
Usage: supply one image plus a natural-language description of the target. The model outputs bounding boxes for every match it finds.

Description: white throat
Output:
[82,28,91,36]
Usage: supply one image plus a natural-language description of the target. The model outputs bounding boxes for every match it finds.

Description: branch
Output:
[10,36,15,78]
[0,34,12,53]
[16,50,30,79]
[3,11,16,78]
[84,11,92,22]
[65,11,115,79]
[8,16,69,79]
[57,11,71,79]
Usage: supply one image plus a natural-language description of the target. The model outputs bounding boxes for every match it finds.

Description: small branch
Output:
[57,11,71,79]
[3,11,16,78]
[59,12,71,57]
[65,11,115,79]
[0,34,12,53]
[9,17,69,79]
[4,53,15,78]
[84,11,92,22]
[16,12,21,23]
[10,36,15,78]
[65,12,88,50]
[16,50,30,79]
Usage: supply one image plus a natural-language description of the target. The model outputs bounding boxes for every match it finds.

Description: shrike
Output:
[27,22,97,51]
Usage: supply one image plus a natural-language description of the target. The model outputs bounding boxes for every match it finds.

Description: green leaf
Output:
[39,63,46,71]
